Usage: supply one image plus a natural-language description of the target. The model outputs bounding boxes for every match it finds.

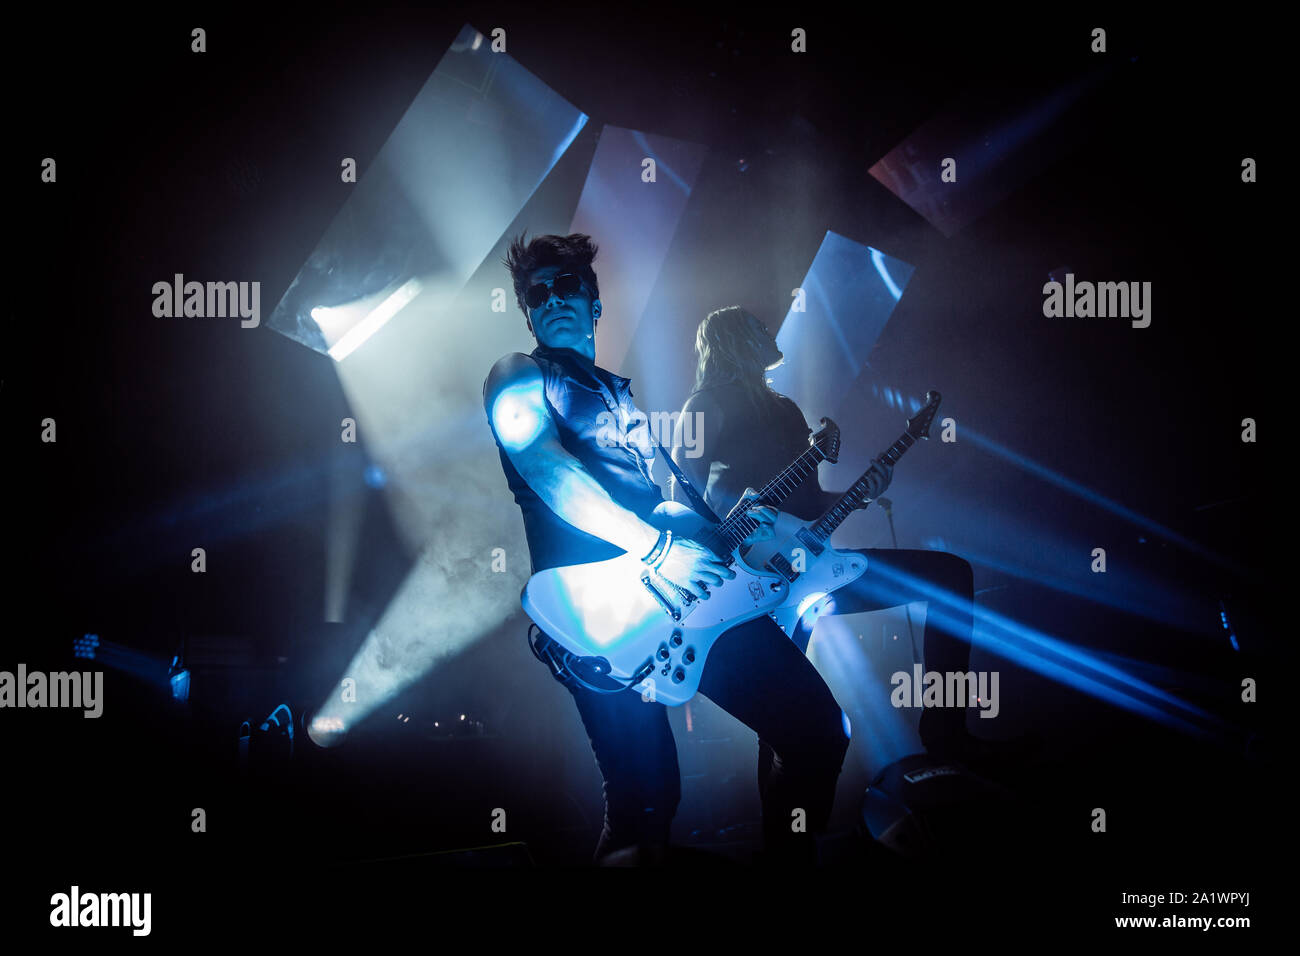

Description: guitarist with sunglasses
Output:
[483,234,850,866]
[672,306,989,768]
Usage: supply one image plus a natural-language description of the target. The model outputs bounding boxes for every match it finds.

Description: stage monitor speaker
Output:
[861,752,1020,858]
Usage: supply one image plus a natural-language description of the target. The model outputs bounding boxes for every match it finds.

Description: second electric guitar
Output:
[743,390,943,637]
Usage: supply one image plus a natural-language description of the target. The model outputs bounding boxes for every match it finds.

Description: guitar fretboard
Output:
[702,442,829,555]
[807,430,920,543]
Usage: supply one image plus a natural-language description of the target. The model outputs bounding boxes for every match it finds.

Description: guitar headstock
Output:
[812,417,841,464]
[906,391,942,440]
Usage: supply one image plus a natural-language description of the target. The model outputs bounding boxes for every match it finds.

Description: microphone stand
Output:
[874,497,921,665]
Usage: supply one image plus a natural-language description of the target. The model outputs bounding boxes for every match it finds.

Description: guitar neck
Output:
[806,430,919,543]
[703,443,829,554]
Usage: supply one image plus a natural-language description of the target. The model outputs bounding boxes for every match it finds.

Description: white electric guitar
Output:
[743,390,942,637]
[521,420,842,705]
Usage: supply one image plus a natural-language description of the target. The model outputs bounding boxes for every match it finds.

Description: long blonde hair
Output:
[692,306,785,416]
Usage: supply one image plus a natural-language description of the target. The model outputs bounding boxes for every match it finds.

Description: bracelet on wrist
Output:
[641,529,669,565]
[652,531,674,570]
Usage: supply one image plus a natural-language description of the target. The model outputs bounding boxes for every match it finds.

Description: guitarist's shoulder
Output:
[483,352,543,402]
[682,386,724,414]
[771,393,811,430]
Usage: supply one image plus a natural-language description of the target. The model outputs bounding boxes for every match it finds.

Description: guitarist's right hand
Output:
[656,537,736,600]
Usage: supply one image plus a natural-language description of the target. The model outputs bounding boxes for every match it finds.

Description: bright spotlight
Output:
[797,591,830,619]
[306,713,348,749]
[326,277,423,363]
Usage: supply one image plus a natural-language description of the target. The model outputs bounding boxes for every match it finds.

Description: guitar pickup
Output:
[795,528,825,558]
[766,552,800,583]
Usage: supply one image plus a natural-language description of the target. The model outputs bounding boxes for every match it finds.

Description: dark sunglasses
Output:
[524,273,592,310]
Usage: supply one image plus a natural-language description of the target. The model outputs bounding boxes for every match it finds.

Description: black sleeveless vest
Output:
[485,345,664,573]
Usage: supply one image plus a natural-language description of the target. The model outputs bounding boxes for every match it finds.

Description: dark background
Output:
[9,2,1278,936]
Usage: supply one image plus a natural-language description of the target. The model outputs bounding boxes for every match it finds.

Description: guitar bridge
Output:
[641,571,691,620]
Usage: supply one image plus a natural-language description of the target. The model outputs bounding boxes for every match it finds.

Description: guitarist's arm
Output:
[825,458,894,512]
[672,391,777,541]
[485,354,735,599]
[670,391,721,506]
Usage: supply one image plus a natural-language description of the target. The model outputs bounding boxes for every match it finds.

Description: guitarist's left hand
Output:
[857,458,893,508]
[737,487,777,546]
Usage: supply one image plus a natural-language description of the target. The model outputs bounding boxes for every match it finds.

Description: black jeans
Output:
[537,614,850,864]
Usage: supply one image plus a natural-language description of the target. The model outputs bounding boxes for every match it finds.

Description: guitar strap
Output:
[648,431,722,525]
